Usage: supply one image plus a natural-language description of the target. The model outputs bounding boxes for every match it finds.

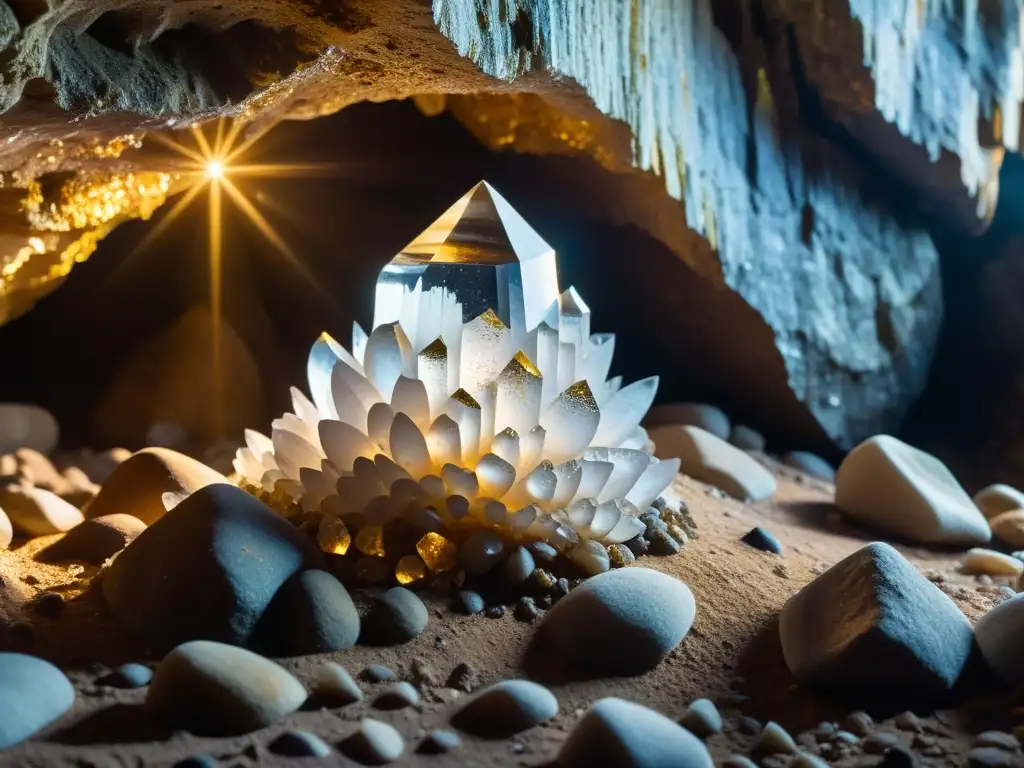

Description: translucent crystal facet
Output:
[236,180,681,551]
[373,181,559,334]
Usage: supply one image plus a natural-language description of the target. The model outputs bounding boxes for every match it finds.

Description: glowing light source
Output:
[205,159,225,180]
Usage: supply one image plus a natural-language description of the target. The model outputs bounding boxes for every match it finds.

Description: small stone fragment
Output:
[460,530,505,574]
[310,661,362,706]
[863,733,902,754]
[842,710,873,736]
[411,657,439,687]
[450,680,558,738]
[729,424,766,451]
[968,747,1017,767]
[552,577,570,601]
[680,698,722,738]
[649,425,776,501]
[723,756,758,768]
[40,513,146,565]
[741,526,783,554]
[31,591,63,618]
[395,554,427,585]
[269,730,332,758]
[738,716,761,734]
[569,539,610,575]
[514,596,540,622]
[147,640,306,735]
[757,721,798,754]
[373,681,420,710]
[558,697,714,768]
[542,567,695,676]
[783,451,836,481]
[361,587,428,645]
[485,605,505,619]
[893,712,923,732]
[418,729,462,754]
[502,545,535,585]
[417,532,457,572]
[646,402,730,439]
[0,652,75,749]
[791,753,830,768]
[341,718,404,764]
[974,484,1024,519]
[960,548,1024,576]
[835,435,990,545]
[623,533,649,557]
[0,485,83,536]
[446,662,477,692]
[973,732,1021,751]
[456,590,485,615]
[608,543,635,567]
[529,541,558,562]
[647,527,683,555]
[531,568,556,590]
[100,663,153,689]
[360,665,396,683]
[779,542,974,696]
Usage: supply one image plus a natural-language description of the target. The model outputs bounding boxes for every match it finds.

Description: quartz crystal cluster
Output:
[235,182,679,571]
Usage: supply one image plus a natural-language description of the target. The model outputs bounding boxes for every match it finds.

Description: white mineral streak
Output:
[236,182,678,546]
[849,0,1024,204]
[433,0,944,448]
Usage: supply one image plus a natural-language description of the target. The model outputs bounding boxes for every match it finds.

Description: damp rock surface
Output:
[779,542,974,696]
[542,567,695,676]
[146,640,306,735]
[102,483,323,649]
[835,435,990,545]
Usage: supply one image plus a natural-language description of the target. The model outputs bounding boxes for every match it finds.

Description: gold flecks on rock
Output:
[318,514,351,555]
[395,554,427,584]
[565,380,598,413]
[23,171,172,233]
[416,531,458,572]
[355,524,385,557]
[450,388,481,409]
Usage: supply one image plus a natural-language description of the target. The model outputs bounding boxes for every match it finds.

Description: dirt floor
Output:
[0,456,1015,767]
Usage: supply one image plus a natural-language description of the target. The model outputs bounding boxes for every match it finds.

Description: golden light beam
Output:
[209,178,224,438]
[227,163,349,177]
[130,180,208,257]
[148,132,208,166]
[225,124,275,164]
[191,124,215,161]
[213,117,226,158]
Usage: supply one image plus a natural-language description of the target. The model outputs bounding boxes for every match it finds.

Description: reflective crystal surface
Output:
[373,181,559,335]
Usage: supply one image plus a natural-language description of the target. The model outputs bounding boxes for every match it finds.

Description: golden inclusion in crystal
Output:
[317,514,351,555]
[355,525,385,557]
[395,554,427,585]
[416,532,458,572]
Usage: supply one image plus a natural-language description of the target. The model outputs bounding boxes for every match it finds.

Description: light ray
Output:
[225,124,275,164]
[229,162,351,177]
[190,123,214,161]
[148,132,208,165]
[209,178,224,438]
[213,117,226,158]
[131,180,208,256]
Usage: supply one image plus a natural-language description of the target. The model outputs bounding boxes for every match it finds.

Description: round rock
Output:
[835,435,990,546]
[0,404,58,455]
[460,530,505,574]
[645,402,730,440]
[41,513,146,565]
[254,569,359,655]
[960,548,1024,577]
[975,593,1024,685]
[373,681,420,710]
[570,539,611,576]
[729,424,766,451]
[100,662,153,689]
[450,680,558,738]
[309,661,362,706]
[83,447,228,525]
[456,590,485,615]
[648,425,776,502]
[741,526,783,555]
[680,698,722,738]
[558,697,714,768]
[0,484,83,536]
[418,729,462,754]
[360,587,428,645]
[783,451,836,481]
[147,640,306,735]
[990,510,1024,548]
[102,483,322,649]
[341,718,404,764]
[269,730,332,758]
[502,545,535,585]
[0,652,75,749]
[974,484,1024,519]
[542,567,695,676]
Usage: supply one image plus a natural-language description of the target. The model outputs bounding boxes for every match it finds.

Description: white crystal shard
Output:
[242,181,680,547]
[373,181,559,333]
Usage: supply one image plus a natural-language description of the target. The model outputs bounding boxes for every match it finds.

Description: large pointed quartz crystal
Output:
[373,181,559,344]
[236,181,681,553]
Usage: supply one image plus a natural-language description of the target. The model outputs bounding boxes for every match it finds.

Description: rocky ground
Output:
[2,417,1023,767]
